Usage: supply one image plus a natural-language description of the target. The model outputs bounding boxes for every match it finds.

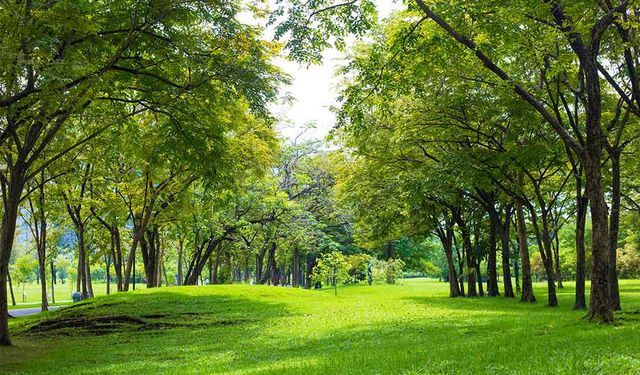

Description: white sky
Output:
[249,1,404,142]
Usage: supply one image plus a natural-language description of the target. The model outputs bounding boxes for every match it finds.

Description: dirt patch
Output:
[20,315,172,336]
[18,312,250,337]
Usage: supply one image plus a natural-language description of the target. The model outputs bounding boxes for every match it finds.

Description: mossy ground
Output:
[2,278,639,374]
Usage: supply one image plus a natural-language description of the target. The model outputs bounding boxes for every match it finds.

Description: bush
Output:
[617,245,640,279]
[370,258,405,284]
[384,258,404,284]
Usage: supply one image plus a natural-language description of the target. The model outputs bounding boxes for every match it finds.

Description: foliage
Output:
[617,245,640,280]
[312,251,350,294]
[12,256,38,286]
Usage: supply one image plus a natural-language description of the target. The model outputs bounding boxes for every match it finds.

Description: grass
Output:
[6,282,145,309]
[1,279,640,374]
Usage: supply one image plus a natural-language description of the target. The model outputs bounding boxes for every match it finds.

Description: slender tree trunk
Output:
[36,174,48,311]
[529,208,557,306]
[184,237,227,285]
[38,254,48,311]
[208,252,214,284]
[609,151,621,310]
[113,230,123,292]
[475,261,484,297]
[76,248,82,294]
[106,255,111,295]
[163,262,170,287]
[292,249,300,288]
[574,179,588,309]
[177,237,184,286]
[500,207,515,297]
[8,272,16,306]
[553,233,563,288]
[461,227,477,297]
[50,260,56,304]
[256,245,267,283]
[155,233,163,287]
[441,223,460,297]
[0,165,27,345]
[453,209,476,297]
[140,232,156,288]
[77,226,89,298]
[305,254,316,290]
[584,149,613,322]
[85,253,93,298]
[487,216,499,296]
[244,254,250,283]
[212,245,220,284]
[262,242,279,285]
[514,259,520,293]
[516,201,535,302]
[452,232,465,296]
[124,227,144,291]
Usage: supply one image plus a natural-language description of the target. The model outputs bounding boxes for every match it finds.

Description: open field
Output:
[1,279,639,374]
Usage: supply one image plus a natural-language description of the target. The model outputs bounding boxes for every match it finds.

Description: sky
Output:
[264,1,404,142]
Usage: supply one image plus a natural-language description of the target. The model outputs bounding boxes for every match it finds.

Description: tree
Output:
[313,251,350,295]
[274,0,640,323]
[0,0,283,345]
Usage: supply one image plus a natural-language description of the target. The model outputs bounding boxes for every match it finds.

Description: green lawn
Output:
[1,279,639,374]
[6,282,145,309]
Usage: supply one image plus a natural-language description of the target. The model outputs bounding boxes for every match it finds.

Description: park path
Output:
[10,305,61,317]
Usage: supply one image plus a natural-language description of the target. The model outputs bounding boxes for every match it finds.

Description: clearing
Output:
[1,279,640,374]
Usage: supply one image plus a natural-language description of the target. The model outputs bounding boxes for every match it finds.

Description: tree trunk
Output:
[212,245,220,284]
[553,232,563,288]
[184,237,225,285]
[475,261,484,297]
[0,165,27,345]
[292,249,300,288]
[487,216,499,296]
[500,207,514,297]
[255,245,267,283]
[452,232,465,296]
[609,151,621,310]
[515,201,535,302]
[124,227,144,291]
[76,226,89,298]
[8,272,16,306]
[50,260,56,304]
[452,209,476,297]
[305,254,316,290]
[261,242,278,285]
[440,222,460,297]
[244,254,250,283]
[461,227,477,297]
[528,206,557,307]
[585,156,613,321]
[574,177,588,309]
[85,253,94,298]
[36,174,48,311]
[514,259,520,294]
[113,229,123,291]
[106,255,111,295]
[155,233,163,287]
[140,231,156,288]
[177,237,184,286]
[38,254,48,311]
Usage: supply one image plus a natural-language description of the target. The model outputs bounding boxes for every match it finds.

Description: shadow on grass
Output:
[11,289,294,338]
[206,306,640,374]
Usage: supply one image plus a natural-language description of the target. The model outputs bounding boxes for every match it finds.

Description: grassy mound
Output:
[2,279,640,374]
